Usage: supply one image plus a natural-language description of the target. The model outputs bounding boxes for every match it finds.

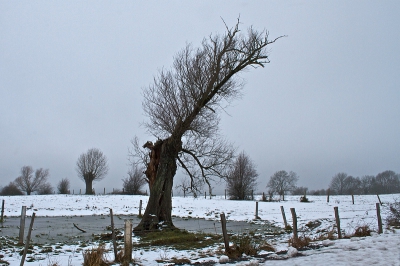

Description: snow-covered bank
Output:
[0,194,399,265]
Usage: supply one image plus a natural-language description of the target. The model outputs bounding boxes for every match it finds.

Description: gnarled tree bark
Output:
[134,138,182,231]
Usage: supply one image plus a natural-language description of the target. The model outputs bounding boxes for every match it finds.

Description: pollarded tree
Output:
[267,170,298,201]
[76,148,109,194]
[14,166,50,195]
[131,19,283,231]
[122,165,147,195]
[226,151,258,200]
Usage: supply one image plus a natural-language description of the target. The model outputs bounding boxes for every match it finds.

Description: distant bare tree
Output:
[226,151,258,200]
[57,178,70,194]
[329,172,349,195]
[0,182,23,196]
[76,148,109,194]
[329,173,362,195]
[343,176,361,195]
[37,182,53,195]
[267,170,298,201]
[122,166,146,195]
[292,186,308,196]
[360,175,375,194]
[14,166,50,195]
[175,176,204,198]
[375,170,400,194]
[175,178,191,198]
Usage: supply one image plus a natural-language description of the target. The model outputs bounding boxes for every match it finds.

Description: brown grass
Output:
[288,236,311,249]
[82,244,110,266]
[352,225,372,237]
[226,234,270,259]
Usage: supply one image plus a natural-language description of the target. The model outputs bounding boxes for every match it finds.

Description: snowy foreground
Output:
[1,194,399,265]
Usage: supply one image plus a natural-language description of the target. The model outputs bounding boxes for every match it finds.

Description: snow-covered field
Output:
[1,194,399,265]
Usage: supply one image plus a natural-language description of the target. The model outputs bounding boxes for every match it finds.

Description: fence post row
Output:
[124,220,132,263]
[254,202,260,220]
[280,206,288,228]
[18,206,27,245]
[1,199,4,222]
[376,203,383,234]
[109,209,118,262]
[377,194,383,206]
[327,189,330,203]
[220,213,230,253]
[334,206,342,239]
[290,208,298,240]
[20,212,36,266]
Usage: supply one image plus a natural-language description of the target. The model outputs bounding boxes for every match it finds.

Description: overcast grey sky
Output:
[1,1,399,194]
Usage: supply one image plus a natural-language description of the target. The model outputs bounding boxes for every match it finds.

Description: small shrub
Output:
[284,224,293,231]
[300,196,309,202]
[0,182,23,196]
[314,229,336,241]
[386,200,400,227]
[82,244,110,266]
[227,234,267,259]
[288,235,311,249]
[352,225,372,237]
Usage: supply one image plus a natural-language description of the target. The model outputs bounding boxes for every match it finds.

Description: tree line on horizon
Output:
[1,149,399,198]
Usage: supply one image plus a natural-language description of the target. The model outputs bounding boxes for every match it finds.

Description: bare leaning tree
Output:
[131,20,283,231]
[76,148,109,194]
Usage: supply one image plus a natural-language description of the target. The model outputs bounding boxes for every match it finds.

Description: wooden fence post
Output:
[251,190,254,201]
[254,202,260,219]
[377,194,383,206]
[110,209,118,262]
[290,208,298,240]
[351,194,354,204]
[334,206,342,239]
[327,189,330,203]
[220,213,229,253]
[280,206,288,228]
[20,212,35,266]
[104,188,106,195]
[72,189,74,194]
[80,189,81,195]
[376,203,383,234]
[1,199,4,222]
[139,200,142,216]
[225,190,226,200]
[124,220,132,263]
[18,206,27,245]
[204,192,206,199]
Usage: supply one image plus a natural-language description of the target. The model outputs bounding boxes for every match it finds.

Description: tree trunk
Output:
[134,138,181,231]
[85,179,93,195]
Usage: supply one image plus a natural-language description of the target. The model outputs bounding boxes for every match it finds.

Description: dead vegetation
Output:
[82,244,111,266]
[352,225,372,237]
[226,233,274,259]
[288,235,312,250]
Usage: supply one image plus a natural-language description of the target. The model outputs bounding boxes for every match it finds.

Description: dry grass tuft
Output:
[226,234,266,259]
[288,236,311,249]
[82,244,110,266]
[386,200,400,227]
[352,225,372,237]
